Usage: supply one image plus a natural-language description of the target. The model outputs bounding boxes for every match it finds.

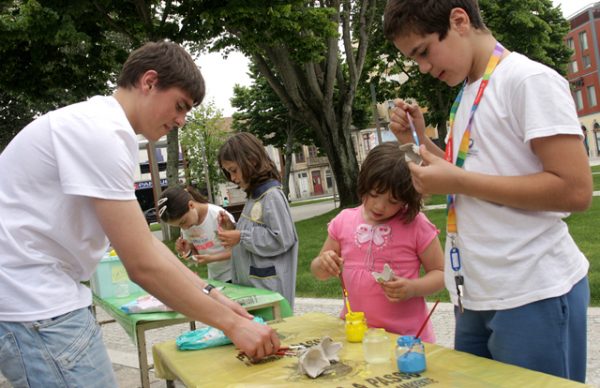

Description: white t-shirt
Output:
[183,204,233,282]
[0,96,138,321]
[446,52,589,310]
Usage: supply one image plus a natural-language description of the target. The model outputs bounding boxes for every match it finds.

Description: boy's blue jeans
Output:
[0,306,117,387]
[454,276,589,383]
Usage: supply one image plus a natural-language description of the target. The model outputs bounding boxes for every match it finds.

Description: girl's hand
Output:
[175,237,193,258]
[218,210,236,231]
[191,254,211,264]
[380,276,416,302]
[314,250,343,277]
[388,99,426,145]
[217,229,241,248]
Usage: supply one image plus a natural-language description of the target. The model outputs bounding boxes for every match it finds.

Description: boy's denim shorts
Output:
[0,306,117,388]
[454,276,589,383]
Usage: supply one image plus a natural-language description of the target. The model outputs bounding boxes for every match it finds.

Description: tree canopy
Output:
[180,1,379,207]
[230,64,317,198]
[0,0,130,149]
[1,0,573,208]
[372,0,571,146]
[180,101,229,202]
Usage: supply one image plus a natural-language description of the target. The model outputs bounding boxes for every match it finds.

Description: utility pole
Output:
[147,142,170,241]
[370,83,383,145]
[200,134,213,204]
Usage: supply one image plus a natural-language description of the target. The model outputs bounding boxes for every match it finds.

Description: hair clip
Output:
[157,197,168,218]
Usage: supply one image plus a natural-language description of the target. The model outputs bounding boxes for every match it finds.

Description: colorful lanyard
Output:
[444,42,504,311]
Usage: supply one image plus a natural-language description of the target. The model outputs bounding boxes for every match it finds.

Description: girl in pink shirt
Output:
[311,142,444,343]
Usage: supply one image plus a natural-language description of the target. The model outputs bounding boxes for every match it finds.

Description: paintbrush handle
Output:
[406,112,420,146]
[415,300,439,339]
[339,273,352,313]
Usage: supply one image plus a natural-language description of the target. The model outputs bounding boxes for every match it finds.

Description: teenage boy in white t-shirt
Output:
[383,0,591,383]
[0,40,280,387]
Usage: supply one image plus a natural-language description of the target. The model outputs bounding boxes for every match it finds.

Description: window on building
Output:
[362,133,372,153]
[587,85,597,107]
[579,31,588,50]
[566,37,574,50]
[583,55,592,68]
[570,60,579,74]
[295,149,305,163]
[308,145,318,158]
[325,169,333,188]
[575,89,584,110]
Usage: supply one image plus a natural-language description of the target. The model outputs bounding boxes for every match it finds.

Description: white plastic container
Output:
[90,254,144,298]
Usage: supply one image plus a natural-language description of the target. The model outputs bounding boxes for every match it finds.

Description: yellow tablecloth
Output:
[152,312,590,387]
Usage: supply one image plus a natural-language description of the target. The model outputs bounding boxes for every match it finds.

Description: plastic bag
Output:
[120,295,173,314]
[176,316,265,351]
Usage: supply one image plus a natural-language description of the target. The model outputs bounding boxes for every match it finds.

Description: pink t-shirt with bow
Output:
[329,206,439,343]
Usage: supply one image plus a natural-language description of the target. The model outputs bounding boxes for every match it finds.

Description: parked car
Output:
[143,207,157,224]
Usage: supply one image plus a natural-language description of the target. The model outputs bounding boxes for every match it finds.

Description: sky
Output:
[552,0,595,18]
[195,51,251,117]
[198,1,595,117]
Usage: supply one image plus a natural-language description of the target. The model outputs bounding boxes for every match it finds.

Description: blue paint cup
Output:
[395,335,426,373]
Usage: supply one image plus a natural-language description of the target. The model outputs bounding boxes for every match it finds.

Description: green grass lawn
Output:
[592,165,600,191]
[294,198,600,306]
[289,197,334,207]
[160,193,600,306]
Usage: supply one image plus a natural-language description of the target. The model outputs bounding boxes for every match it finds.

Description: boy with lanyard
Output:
[383,0,592,382]
[0,41,279,387]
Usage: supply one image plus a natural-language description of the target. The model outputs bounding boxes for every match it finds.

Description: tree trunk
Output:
[312,110,360,208]
[166,130,180,238]
[282,128,294,200]
[322,135,360,208]
[166,131,180,187]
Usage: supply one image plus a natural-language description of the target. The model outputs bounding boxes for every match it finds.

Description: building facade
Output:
[565,2,600,157]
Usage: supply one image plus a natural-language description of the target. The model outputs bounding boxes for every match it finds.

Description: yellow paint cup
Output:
[345,311,367,343]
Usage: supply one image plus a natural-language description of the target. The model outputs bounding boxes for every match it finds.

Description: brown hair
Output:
[218,132,281,196]
[117,40,205,106]
[383,0,487,42]
[158,185,207,223]
[357,142,422,223]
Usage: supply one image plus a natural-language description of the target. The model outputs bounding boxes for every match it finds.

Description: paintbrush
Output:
[406,112,420,146]
[339,272,352,313]
[415,299,439,339]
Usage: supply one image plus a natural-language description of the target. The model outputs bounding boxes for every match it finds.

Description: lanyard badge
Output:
[445,42,504,313]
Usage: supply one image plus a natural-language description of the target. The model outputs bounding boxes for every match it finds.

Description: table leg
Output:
[272,303,282,321]
[136,324,151,388]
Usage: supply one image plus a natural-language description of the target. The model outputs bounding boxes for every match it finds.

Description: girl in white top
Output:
[158,185,234,282]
